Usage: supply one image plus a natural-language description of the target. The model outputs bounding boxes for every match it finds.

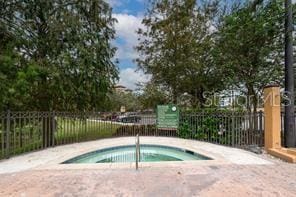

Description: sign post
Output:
[284,0,296,147]
[120,106,126,113]
[157,105,179,129]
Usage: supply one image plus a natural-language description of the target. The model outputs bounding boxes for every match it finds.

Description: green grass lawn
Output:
[0,118,121,159]
[54,118,121,145]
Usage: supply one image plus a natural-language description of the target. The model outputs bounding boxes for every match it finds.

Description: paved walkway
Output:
[0,137,295,196]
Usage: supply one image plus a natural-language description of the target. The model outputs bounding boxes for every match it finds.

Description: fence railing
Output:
[280,112,296,146]
[179,111,264,148]
[0,111,264,159]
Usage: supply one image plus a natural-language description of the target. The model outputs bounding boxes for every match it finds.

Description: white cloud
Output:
[119,68,150,90]
[111,8,149,90]
[113,13,144,60]
[106,0,123,7]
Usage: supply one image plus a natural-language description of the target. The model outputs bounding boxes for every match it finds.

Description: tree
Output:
[215,0,284,112]
[106,91,141,112]
[0,22,41,110]
[136,0,224,107]
[137,82,169,110]
[0,25,19,110]
[0,0,118,111]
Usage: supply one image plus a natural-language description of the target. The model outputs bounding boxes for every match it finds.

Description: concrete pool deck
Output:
[0,137,295,196]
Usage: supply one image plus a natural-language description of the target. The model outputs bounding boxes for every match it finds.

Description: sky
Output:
[107,0,149,90]
[109,0,296,90]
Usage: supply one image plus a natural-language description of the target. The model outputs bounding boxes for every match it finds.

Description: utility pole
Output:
[284,0,296,147]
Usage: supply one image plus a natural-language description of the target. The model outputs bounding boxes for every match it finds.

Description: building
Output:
[114,85,132,94]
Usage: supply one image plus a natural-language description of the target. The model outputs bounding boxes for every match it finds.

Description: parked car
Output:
[101,113,118,121]
[116,112,141,123]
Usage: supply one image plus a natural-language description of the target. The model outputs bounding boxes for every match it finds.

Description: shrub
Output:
[177,121,192,139]
[115,125,177,137]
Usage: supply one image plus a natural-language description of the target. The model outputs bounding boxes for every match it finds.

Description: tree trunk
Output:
[198,87,206,108]
[246,84,258,145]
[42,113,55,148]
[172,88,178,104]
[190,88,199,109]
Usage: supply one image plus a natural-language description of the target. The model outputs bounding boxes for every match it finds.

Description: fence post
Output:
[259,110,263,146]
[52,111,55,147]
[263,85,281,150]
[5,110,10,158]
[231,112,235,146]
[85,111,87,139]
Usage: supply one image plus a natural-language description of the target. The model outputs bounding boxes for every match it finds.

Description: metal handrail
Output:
[135,134,140,170]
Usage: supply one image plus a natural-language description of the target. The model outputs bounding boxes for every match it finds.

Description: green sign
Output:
[157,105,179,129]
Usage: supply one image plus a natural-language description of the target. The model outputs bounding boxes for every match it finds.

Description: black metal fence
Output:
[180,111,264,148]
[280,112,296,146]
[0,111,264,159]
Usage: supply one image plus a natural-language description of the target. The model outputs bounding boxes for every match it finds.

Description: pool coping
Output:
[0,137,273,174]
[61,144,213,163]
[43,138,225,165]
